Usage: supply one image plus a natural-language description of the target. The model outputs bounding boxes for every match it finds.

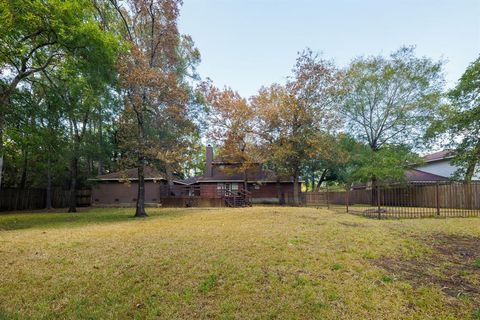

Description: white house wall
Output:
[415,160,458,178]
[416,159,480,180]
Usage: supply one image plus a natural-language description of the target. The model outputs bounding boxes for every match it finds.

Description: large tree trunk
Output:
[68,156,78,213]
[134,111,147,217]
[135,161,147,217]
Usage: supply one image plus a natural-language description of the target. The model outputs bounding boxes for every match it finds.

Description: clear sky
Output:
[178,0,480,98]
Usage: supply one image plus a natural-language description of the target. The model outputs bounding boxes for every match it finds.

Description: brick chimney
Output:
[205,145,213,177]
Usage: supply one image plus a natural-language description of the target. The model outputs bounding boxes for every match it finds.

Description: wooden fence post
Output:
[435,182,440,216]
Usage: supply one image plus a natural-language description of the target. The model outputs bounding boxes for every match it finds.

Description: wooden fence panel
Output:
[0,188,46,211]
[0,188,91,212]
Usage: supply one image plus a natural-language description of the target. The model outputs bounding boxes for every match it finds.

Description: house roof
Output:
[423,150,454,163]
[92,167,166,181]
[405,169,450,182]
[349,169,450,188]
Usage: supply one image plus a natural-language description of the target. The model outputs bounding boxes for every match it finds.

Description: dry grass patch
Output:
[0,207,479,319]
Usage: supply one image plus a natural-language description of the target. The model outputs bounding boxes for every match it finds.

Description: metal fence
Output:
[300,181,480,219]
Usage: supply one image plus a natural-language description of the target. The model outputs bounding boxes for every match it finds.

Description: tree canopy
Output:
[113,0,201,216]
[426,55,480,181]
[251,50,341,202]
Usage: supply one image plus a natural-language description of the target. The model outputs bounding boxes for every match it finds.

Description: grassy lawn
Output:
[0,207,479,319]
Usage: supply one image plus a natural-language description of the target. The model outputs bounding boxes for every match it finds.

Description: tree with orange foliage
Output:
[201,82,261,189]
[252,50,341,204]
[112,0,200,217]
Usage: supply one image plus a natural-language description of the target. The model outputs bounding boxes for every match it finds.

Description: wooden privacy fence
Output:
[301,181,480,219]
[0,188,91,212]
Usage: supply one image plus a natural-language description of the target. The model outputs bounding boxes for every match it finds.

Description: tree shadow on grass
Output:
[0,207,193,231]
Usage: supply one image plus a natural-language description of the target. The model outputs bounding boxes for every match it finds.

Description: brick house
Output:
[174,145,297,205]
[91,167,168,206]
[91,146,298,207]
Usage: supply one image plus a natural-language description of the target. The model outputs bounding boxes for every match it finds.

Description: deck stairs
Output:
[223,189,252,207]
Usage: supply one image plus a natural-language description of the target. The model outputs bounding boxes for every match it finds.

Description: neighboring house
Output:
[175,145,297,204]
[91,167,168,206]
[407,150,479,182]
[404,168,450,183]
[353,150,468,189]
[91,145,298,207]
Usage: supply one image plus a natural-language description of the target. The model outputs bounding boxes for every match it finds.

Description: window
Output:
[217,183,238,192]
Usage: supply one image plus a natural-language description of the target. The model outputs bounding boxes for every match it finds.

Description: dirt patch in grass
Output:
[375,233,480,301]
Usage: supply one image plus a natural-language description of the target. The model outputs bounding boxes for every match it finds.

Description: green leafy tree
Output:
[53,66,114,212]
[426,56,480,181]
[340,46,443,182]
[0,0,119,187]
[2,77,70,208]
[303,133,361,190]
[350,144,420,183]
